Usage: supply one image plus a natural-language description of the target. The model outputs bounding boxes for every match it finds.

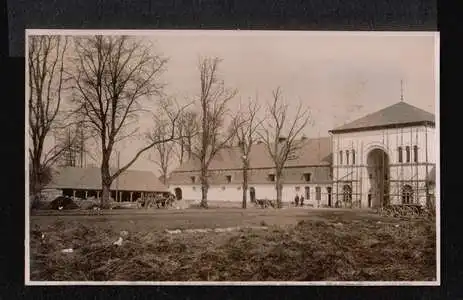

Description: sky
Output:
[29,30,438,177]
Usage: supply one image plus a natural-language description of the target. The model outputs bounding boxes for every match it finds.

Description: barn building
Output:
[168,100,437,208]
[45,166,169,202]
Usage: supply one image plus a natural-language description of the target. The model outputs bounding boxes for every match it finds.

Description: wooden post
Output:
[119,192,122,202]
[73,190,76,199]
[85,191,88,199]
[97,191,100,200]
[130,192,133,202]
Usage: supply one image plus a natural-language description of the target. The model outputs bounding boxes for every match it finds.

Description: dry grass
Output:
[29,209,436,282]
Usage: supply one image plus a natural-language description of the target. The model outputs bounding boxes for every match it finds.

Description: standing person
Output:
[294,194,300,207]
[300,196,304,207]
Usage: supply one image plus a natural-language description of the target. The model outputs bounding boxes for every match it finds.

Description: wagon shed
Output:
[45,166,168,202]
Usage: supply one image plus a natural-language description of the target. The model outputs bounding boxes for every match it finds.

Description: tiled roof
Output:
[46,166,168,192]
[172,137,332,173]
[330,102,435,133]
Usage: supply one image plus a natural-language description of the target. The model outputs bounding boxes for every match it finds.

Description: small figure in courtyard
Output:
[294,195,300,207]
[300,196,304,207]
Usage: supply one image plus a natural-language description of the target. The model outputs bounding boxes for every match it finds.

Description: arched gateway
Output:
[366,148,390,208]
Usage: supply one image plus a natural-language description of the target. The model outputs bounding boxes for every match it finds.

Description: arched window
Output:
[346,150,350,165]
[406,146,411,163]
[402,185,414,204]
[398,147,403,163]
[249,187,256,203]
[339,150,343,165]
[413,145,418,163]
[342,185,352,203]
[326,187,332,206]
[315,186,321,200]
[352,150,356,165]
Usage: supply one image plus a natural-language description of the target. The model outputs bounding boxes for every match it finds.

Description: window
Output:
[295,186,300,192]
[398,147,403,163]
[305,186,310,200]
[221,186,226,191]
[190,176,196,184]
[192,186,196,191]
[268,174,275,182]
[413,145,418,163]
[315,187,321,200]
[225,175,232,184]
[352,150,356,165]
[402,185,414,204]
[346,150,350,165]
[339,151,343,165]
[369,173,373,179]
[406,146,410,163]
[303,173,312,182]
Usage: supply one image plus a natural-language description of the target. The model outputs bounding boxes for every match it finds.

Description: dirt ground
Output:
[29,208,437,282]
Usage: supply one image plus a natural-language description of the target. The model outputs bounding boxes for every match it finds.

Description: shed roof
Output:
[46,166,168,192]
[330,102,435,133]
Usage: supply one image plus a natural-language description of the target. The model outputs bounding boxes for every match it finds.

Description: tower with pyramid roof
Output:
[328,95,436,208]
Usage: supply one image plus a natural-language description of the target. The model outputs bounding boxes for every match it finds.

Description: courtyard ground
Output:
[29,208,436,282]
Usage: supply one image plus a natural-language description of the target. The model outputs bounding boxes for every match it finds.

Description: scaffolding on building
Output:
[331,83,435,210]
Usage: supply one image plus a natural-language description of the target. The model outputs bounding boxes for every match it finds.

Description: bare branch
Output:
[188,56,237,208]
[28,35,69,197]
[69,35,169,207]
[257,87,312,208]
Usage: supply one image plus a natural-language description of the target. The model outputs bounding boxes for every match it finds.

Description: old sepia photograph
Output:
[25,30,439,285]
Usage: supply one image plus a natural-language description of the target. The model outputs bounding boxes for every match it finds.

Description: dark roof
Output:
[172,137,332,173]
[330,102,435,133]
[46,166,168,192]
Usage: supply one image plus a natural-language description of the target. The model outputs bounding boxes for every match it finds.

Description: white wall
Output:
[169,182,333,207]
[331,125,436,207]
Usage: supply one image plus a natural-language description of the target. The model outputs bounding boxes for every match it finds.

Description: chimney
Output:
[278,136,287,143]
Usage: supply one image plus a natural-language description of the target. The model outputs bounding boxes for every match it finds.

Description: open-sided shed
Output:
[46,166,168,202]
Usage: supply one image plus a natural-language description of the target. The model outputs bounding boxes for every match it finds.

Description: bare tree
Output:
[190,56,238,208]
[258,87,311,208]
[28,35,69,203]
[70,35,187,208]
[147,111,177,186]
[56,121,89,168]
[233,98,262,209]
[175,110,199,165]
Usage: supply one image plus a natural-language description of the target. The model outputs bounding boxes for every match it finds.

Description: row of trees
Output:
[28,35,311,209]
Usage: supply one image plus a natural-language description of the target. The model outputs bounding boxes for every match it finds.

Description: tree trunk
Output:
[242,164,248,209]
[200,164,208,208]
[276,171,283,208]
[100,161,112,209]
[101,184,111,209]
[30,158,42,209]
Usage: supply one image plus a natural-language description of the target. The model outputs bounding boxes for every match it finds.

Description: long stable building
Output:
[45,166,169,202]
[168,101,437,208]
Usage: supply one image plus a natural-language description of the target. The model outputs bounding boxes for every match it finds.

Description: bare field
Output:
[29,208,436,282]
